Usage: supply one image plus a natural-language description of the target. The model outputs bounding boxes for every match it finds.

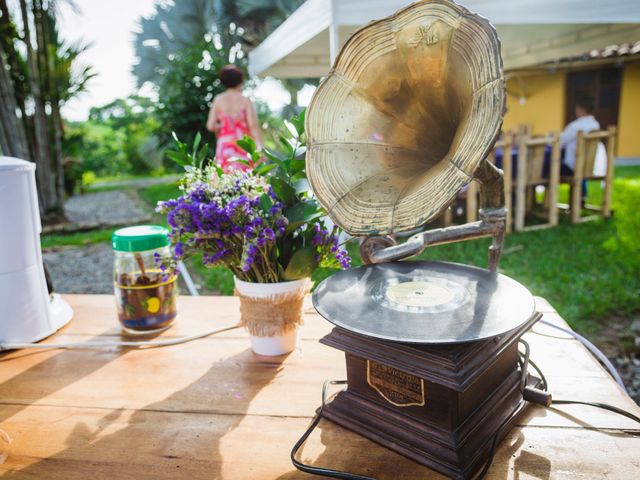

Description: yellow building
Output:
[503,47,640,158]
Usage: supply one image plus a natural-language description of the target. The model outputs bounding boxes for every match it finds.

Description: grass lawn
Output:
[41,228,114,249]
[42,166,639,334]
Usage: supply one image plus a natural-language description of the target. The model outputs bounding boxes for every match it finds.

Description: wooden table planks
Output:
[0,294,638,479]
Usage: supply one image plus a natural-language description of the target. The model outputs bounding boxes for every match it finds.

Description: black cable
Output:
[551,400,640,425]
[524,347,640,426]
[291,381,375,480]
[527,358,548,392]
[292,355,640,480]
[472,401,523,480]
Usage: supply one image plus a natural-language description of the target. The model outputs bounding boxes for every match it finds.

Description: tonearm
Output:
[360,159,507,272]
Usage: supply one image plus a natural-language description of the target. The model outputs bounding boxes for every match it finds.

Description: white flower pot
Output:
[234,277,310,356]
[248,328,299,356]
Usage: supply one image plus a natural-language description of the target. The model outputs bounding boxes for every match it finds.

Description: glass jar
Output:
[112,225,178,334]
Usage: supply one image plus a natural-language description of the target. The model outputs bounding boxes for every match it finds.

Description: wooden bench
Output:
[0,294,638,479]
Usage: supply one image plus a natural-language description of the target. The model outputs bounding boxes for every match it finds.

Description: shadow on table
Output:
[0,327,127,424]
[277,422,552,480]
[4,348,283,479]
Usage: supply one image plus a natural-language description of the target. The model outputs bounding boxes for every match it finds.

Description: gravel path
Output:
[44,189,158,294]
[64,190,150,225]
[615,355,640,405]
[43,243,114,294]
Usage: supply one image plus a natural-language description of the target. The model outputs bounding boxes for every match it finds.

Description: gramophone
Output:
[301,0,542,478]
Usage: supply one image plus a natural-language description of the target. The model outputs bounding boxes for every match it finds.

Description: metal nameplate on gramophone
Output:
[299,0,543,478]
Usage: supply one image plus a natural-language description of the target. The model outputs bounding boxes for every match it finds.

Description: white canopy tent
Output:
[248,0,640,78]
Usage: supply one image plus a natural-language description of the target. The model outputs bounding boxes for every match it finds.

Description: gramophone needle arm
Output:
[366,220,497,264]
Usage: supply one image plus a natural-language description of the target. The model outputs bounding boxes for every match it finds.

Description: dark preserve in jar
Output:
[112,225,178,334]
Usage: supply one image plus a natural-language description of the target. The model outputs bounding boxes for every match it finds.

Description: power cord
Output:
[292,340,640,480]
[519,338,640,425]
[537,318,627,392]
[0,324,241,351]
[291,380,375,480]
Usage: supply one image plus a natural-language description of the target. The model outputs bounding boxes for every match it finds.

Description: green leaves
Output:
[259,193,273,214]
[269,176,296,204]
[237,135,261,163]
[290,109,306,137]
[285,200,323,232]
[166,131,209,169]
[262,148,287,172]
[236,135,256,155]
[283,247,316,280]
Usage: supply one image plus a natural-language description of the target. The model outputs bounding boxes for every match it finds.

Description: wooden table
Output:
[0,295,638,479]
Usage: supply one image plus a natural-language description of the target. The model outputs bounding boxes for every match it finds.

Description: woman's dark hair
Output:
[219,64,244,88]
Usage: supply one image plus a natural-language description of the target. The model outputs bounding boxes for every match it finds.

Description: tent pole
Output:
[329,0,339,65]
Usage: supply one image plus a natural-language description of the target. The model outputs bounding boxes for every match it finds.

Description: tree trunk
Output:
[20,0,56,214]
[0,41,30,158]
[288,86,298,107]
[0,1,31,159]
[39,1,65,201]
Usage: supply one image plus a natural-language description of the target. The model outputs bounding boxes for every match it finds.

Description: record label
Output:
[385,281,455,308]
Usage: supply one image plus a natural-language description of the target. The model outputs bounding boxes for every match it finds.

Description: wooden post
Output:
[571,131,586,223]
[443,205,453,227]
[503,139,513,233]
[515,133,528,231]
[466,181,478,223]
[548,134,560,226]
[602,126,616,218]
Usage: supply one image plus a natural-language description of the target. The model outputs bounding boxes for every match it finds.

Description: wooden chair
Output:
[513,132,561,231]
[464,136,513,231]
[560,126,616,223]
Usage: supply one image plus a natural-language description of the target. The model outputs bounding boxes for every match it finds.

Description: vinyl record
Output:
[313,261,536,344]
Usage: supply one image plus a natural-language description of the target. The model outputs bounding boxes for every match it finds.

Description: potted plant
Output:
[157,112,350,355]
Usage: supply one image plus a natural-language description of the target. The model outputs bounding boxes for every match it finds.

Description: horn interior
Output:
[306,0,505,235]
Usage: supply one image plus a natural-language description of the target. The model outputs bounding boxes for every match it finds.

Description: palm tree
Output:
[132,0,216,86]
[42,7,95,202]
[19,0,56,212]
[132,0,314,113]
[132,0,304,82]
[132,0,307,75]
[0,0,93,216]
[0,1,30,160]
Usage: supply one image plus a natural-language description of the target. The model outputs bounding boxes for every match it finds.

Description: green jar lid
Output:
[112,225,169,252]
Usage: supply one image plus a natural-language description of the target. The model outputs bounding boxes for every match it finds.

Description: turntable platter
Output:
[312,261,536,344]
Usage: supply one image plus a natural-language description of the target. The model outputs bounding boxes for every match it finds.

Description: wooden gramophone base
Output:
[319,316,540,480]
[322,373,531,479]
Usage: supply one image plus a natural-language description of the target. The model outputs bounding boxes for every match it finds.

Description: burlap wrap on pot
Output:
[235,280,310,337]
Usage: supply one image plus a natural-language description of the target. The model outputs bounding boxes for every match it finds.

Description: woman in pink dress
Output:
[206,65,264,172]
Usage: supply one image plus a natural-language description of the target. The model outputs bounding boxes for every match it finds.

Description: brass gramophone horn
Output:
[306,0,508,270]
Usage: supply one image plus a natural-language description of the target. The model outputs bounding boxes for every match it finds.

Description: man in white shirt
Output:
[560,96,600,172]
[558,96,600,200]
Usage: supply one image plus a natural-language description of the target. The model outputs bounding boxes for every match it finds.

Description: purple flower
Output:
[241,243,259,272]
[334,247,351,270]
[156,167,348,282]
[263,228,275,242]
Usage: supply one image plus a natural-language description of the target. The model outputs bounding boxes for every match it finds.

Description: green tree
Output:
[132,0,216,87]
[0,0,93,217]
[88,96,161,174]
[154,39,232,151]
[62,95,164,193]
[131,0,314,132]
[133,0,306,85]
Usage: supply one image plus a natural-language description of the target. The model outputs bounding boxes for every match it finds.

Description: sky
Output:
[59,0,306,121]
[59,0,157,120]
